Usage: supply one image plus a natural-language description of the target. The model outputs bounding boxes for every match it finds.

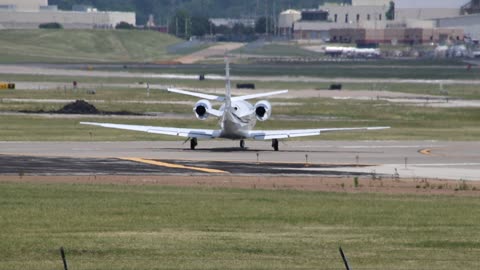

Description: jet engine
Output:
[193,99,212,120]
[254,100,272,121]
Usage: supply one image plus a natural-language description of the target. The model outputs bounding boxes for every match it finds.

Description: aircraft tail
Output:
[224,57,232,109]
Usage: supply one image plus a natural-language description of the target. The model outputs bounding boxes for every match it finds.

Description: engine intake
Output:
[254,100,272,121]
[194,99,212,120]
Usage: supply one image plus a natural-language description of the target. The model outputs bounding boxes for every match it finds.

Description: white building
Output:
[278,9,301,36]
[352,0,391,5]
[322,2,390,28]
[0,0,135,29]
[210,18,255,28]
[0,0,48,11]
[436,13,480,40]
[289,0,466,43]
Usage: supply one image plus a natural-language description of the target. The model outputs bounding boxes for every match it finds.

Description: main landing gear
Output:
[272,139,279,151]
[190,138,198,150]
[240,139,246,149]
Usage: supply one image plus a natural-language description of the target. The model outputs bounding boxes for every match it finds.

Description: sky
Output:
[395,0,470,8]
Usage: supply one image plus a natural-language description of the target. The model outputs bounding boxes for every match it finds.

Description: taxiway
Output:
[0,141,478,180]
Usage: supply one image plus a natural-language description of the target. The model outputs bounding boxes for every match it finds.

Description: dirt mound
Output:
[19,100,142,116]
[57,100,99,114]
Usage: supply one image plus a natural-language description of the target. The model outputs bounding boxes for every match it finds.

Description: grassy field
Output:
[92,61,480,80]
[2,72,480,99]
[1,95,479,141]
[0,29,188,63]
[0,182,479,270]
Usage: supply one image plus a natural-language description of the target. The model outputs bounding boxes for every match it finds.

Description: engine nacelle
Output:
[254,100,272,121]
[194,99,212,120]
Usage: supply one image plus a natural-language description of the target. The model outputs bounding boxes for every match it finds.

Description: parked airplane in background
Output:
[81,59,389,151]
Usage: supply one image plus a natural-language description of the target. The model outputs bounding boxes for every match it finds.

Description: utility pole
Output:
[175,17,179,37]
[256,0,260,19]
[265,0,268,37]
[185,17,188,38]
[273,0,276,36]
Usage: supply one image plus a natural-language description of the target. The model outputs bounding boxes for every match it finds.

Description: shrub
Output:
[354,177,359,188]
[39,22,63,29]
[115,21,135,30]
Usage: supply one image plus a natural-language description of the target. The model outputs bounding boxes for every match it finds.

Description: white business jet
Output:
[81,59,389,151]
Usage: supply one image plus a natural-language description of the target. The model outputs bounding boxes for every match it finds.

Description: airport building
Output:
[281,0,474,44]
[0,0,135,29]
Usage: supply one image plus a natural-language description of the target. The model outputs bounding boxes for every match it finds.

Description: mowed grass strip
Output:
[1,94,480,141]
[2,72,480,99]
[0,182,479,270]
[0,29,185,63]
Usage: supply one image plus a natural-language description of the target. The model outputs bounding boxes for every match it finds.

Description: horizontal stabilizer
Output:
[168,88,224,101]
[232,90,288,101]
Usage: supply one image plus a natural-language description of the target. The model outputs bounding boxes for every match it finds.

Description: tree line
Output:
[49,0,343,25]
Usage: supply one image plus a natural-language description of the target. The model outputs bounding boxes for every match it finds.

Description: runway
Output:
[1,141,479,180]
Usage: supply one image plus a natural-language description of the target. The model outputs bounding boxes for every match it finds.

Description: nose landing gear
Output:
[240,139,246,149]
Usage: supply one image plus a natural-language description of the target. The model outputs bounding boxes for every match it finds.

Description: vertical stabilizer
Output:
[225,56,232,109]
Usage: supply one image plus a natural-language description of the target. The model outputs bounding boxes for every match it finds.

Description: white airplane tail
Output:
[224,57,232,109]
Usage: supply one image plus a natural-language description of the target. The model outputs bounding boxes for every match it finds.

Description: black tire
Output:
[190,138,198,150]
[240,140,245,149]
[272,139,279,151]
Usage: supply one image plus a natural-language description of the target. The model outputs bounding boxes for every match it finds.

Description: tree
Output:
[385,1,395,21]
[49,0,347,26]
[115,21,135,29]
[190,16,211,36]
[215,25,232,35]
[168,9,191,39]
[255,17,274,34]
[232,23,254,36]
[39,22,63,29]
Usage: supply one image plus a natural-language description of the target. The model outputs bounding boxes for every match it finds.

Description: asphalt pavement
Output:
[1,141,479,180]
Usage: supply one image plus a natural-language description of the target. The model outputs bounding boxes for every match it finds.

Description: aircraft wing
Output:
[248,127,390,140]
[80,122,220,139]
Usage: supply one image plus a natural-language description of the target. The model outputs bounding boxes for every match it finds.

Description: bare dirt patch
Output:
[175,43,245,64]
[1,175,479,197]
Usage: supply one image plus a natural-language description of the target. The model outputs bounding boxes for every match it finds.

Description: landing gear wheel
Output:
[272,139,279,151]
[240,139,246,149]
[190,138,198,150]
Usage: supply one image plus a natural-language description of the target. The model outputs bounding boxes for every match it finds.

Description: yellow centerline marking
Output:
[121,157,229,174]
[419,148,433,156]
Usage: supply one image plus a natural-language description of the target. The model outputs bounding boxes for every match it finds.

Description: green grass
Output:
[0,88,197,102]
[120,64,480,80]
[2,72,480,99]
[0,182,479,270]
[0,29,189,63]
[1,96,479,141]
